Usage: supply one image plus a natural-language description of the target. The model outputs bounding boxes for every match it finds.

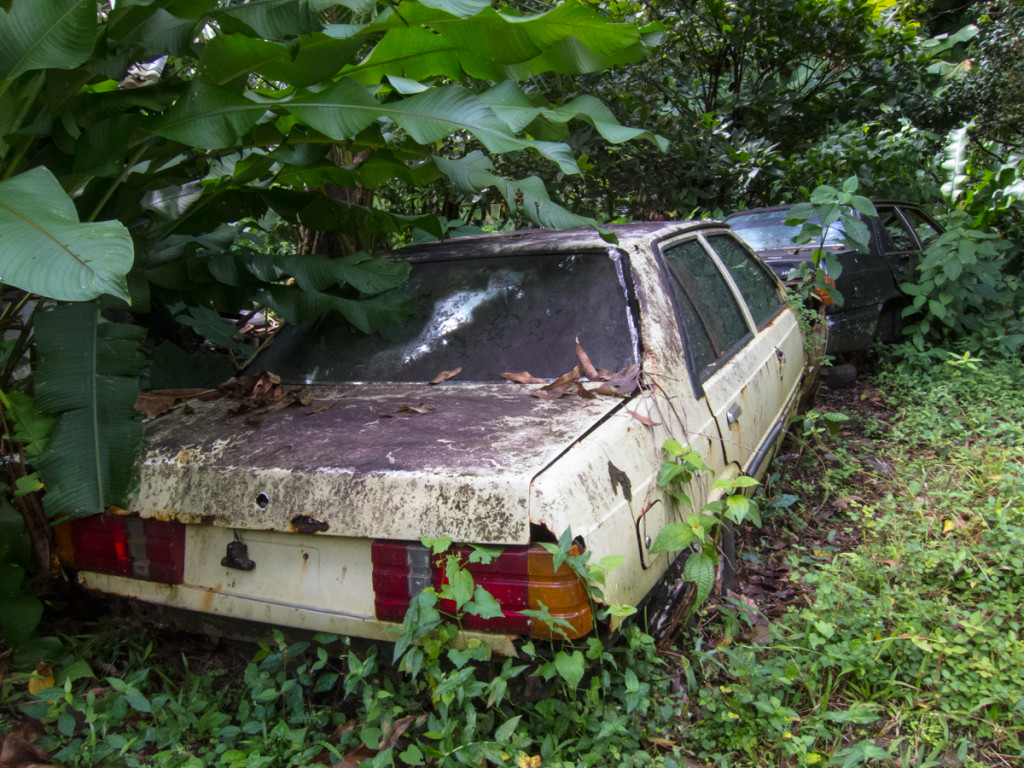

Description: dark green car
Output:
[726,201,943,355]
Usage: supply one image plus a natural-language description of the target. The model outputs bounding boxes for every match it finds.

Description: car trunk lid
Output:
[131,382,624,545]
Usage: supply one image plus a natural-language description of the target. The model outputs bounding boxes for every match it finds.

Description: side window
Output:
[878,206,941,253]
[705,234,785,327]
[899,208,942,249]
[661,238,751,377]
[878,207,916,251]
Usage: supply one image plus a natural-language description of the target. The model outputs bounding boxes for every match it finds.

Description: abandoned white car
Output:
[58,222,812,653]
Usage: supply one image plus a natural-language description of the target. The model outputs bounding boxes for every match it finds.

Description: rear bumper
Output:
[73,524,521,655]
[76,570,518,656]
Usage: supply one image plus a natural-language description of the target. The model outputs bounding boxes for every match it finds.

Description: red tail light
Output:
[371,541,594,640]
[57,513,185,585]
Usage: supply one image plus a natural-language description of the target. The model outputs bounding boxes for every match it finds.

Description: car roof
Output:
[724,200,929,220]
[392,220,718,261]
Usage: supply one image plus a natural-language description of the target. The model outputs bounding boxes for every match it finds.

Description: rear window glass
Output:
[728,210,846,250]
[255,251,637,384]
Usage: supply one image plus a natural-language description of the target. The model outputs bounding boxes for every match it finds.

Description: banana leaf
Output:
[33,303,145,520]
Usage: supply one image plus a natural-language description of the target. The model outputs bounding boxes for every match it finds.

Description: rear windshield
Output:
[728,210,847,251]
[255,250,638,384]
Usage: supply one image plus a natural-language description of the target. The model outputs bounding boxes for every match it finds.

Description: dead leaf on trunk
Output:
[135,388,217,418]
[502,371,546,385]
[380,403,436,418]
[531,388,568,399]
[603,363,641,394]
[541,365,580,392]
[429,367,462,385]
[306,400,339,415]
[576,382,597,399]
[627,409,661,427]
[575,338,600,380]
[219,371,282,403]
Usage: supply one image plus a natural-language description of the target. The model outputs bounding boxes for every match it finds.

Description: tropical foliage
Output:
[0,0,666,554]
[544,0,968,218]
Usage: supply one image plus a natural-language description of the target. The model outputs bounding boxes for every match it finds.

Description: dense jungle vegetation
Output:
[1,0,1023,765]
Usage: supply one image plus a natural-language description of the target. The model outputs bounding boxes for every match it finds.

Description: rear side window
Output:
[705,234,785,327]
[661,238,750,377]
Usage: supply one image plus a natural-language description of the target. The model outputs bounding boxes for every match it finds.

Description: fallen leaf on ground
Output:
[603,363,641,393]
[379,715,421,751]
[0,719,49,768]
[576,383,597,399]
[27,664,53,695]
[306,400,339,415]
[333,744,376,768]
[531,388,569,400]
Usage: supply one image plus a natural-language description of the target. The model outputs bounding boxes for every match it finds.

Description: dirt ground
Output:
[693,376,898,645]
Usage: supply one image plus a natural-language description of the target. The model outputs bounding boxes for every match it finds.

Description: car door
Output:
[702,232,803,476]
[876,204,943,286]
[657,232,793,475]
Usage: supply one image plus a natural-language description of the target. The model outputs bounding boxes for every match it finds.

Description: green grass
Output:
[3,345,1023,767]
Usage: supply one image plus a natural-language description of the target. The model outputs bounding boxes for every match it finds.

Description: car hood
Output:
[131,382,625,544]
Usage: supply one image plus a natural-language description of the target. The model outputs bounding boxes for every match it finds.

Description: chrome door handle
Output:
[727,404,742,425]
[775,347,786,378]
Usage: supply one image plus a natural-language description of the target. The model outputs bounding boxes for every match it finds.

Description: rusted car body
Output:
[58,222,812,653]
[726,202,943,354]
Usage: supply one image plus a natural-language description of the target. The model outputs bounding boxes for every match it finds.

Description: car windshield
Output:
[255,249,638,384]
[728,210,847,250]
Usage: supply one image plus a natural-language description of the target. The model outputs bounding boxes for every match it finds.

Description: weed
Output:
[7,350,1024,767]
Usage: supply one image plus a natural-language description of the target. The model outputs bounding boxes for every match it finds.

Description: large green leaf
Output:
[941,123,972,205]
[257,284,413,332]
[480,82,668,151]
[33,303,145,520]
[684,551,716,606]
[212,0,317,39]
[340,0,656,83]
[0,0,97,81]
[199,33,363,88]
[289,80,580,174]
[436,152,595,230]
[152,81,265,148]
[0,391,56,461]
[0,168,133,302]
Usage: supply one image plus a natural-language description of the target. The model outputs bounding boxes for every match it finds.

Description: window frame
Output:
[655,229,782,394]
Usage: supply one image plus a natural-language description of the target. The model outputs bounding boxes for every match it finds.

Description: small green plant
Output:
[899,212,1024,356]
[784,176,877,309]
[649,440,761,607]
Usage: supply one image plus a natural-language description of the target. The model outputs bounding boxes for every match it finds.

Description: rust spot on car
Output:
[291,515,329,534]
[200,585,221,612]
